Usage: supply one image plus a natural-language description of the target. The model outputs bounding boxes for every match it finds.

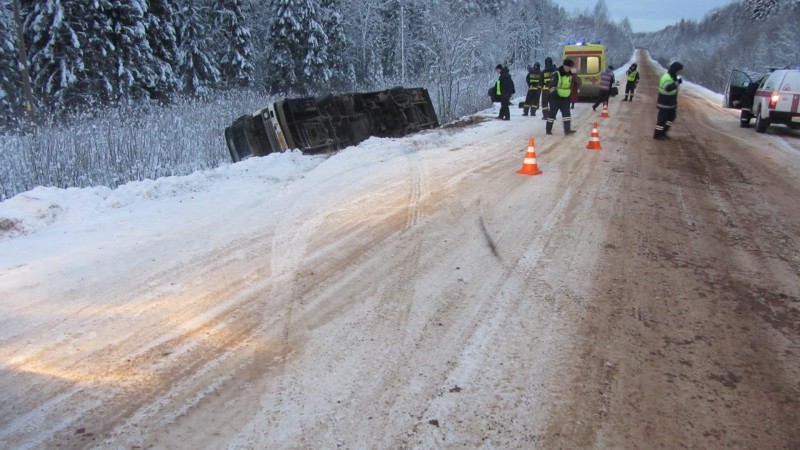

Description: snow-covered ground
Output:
[2,54,799,449]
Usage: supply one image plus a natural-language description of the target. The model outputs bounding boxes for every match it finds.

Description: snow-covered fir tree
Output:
[97,0,160,101]
[266,0,330,95]
[211,0,254,88]
[175,3,221,95]
[145,0,180,100]
[319,0,352,91]
[24,0,87,106]
[0,1,19,120]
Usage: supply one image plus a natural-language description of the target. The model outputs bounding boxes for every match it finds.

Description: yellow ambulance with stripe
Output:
[562,41,607,99]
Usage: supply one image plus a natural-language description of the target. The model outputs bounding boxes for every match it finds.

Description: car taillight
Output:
[769,93,780,109]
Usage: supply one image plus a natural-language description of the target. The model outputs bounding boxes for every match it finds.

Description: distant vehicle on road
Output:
[724,67,800,132]
[562,41,606,99]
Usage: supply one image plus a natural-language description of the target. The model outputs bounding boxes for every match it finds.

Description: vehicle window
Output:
[583,56,600,74]
[780,72,800,92]
[730,70,752,88]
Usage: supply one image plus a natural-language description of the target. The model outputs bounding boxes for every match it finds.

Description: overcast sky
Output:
[565,0,739,32]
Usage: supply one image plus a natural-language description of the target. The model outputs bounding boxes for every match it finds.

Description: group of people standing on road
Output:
[491,58,684,140]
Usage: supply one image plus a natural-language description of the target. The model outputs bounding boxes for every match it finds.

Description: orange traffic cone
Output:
[517,137,542,175]
[600,102,610,118]
[586,122,603,150]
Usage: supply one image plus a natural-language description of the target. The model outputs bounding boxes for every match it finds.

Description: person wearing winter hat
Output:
[493,63,515,120]
[539,56,558,120]
[623,63,640,101]
[592,65,615,111]
[653,61,684,140]
[522,63,542,116]
[545,58,577,135]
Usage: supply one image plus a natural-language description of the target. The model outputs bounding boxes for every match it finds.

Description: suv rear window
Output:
[778,72,800,92]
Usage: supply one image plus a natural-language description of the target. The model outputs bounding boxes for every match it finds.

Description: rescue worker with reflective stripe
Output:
[495,63,515,120]
[540,56,557,120]
[546,58,577,135]
[623,63,640,101]
[522,63,542,116]
[654,61,683,140]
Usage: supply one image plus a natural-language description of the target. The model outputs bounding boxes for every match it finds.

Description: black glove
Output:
[676,78,683,84]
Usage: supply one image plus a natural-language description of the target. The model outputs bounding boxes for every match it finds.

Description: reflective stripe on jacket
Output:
[657,72,679,109]
[527,72,540,90]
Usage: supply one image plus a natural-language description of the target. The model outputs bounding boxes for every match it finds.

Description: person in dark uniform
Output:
[540,57,557,120]
[654,62,683,140]
[494,64,515,120]
[522,63,542,116]
[546,58,577,135]
[739,77,761,127]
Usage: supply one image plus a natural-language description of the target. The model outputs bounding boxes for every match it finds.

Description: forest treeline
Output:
[1,0,795,201]
[1,0,634,127]
[639,0,799,92]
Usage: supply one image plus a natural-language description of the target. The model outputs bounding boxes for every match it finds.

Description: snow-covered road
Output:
[1,51,799,449]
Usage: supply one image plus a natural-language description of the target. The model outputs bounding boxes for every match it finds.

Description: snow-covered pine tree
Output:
[97,0,159,101]
[401,0,434,83]
[0,1,19,121]
[374,1,400,81]
[447,0,510,16]
[745,0,781,21]
[145,0,180,101]
[266,0,330,95]
[175,3,221,95]
[24,0,89,107]
[211,0,254,88]
[319,0,352,92]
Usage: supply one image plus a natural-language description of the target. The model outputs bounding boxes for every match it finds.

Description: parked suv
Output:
[726,68,800,132]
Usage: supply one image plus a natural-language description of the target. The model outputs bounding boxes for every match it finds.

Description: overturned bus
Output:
[224,87,439,162]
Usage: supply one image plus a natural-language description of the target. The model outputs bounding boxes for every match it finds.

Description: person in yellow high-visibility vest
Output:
[623,63,640,101]
[546,58,577,135]
[654,62,683,140]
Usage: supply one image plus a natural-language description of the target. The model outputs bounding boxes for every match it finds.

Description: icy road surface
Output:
[1,50,799,449]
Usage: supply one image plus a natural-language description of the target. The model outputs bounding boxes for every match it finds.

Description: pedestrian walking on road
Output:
[592,65,615,111]
[494,64,515,120]
[546,58,577,135]
[623,63,640,101]
[653,62,683,140]
[522,63,542,116]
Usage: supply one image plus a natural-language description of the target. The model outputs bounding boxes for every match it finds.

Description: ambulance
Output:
[562,41,607,99]
[723,67,800,132]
